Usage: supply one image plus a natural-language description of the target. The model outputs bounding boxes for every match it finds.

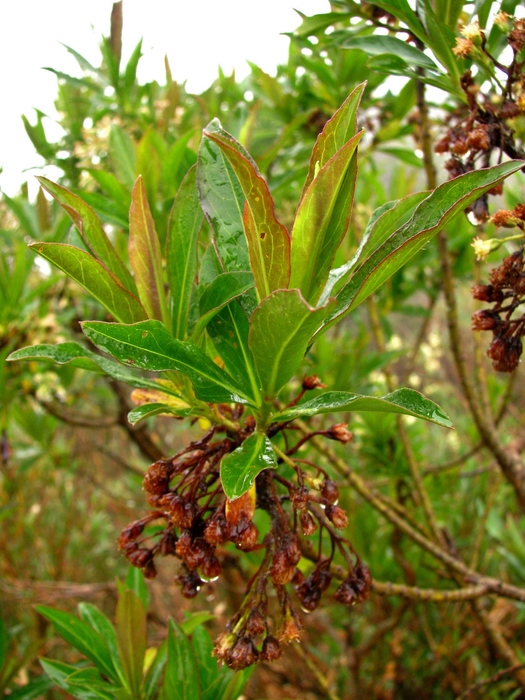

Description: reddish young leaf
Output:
[204,130,290,299]
[299,82,365,204]
[129,176,169,325]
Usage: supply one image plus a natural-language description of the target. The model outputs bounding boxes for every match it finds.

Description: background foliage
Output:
[2,1,525,698]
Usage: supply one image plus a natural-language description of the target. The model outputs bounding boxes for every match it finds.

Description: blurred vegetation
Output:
[2,0,525,698]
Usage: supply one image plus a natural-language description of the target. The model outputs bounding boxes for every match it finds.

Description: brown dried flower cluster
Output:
[472,248,525,372]
[435,15,525,223]
[118,381,370,669]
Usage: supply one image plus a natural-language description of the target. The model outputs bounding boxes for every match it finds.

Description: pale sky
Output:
[1,0,327,196]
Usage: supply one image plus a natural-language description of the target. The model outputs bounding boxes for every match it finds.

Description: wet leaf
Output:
[127,402,191,425]
[81,319,255,404]
[191,271,254,342]
[221,433,277,500]
[273,388,453,428]
[7,342,182,396]
[197,122,250,273]
[205,129,290,298]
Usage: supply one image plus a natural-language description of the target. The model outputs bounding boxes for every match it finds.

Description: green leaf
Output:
[86,169,132,210]
[191,272,254,343]
[220,432,277,500]
[340,35,439,71]
[325,160,525,329]
[416,0,461,82]
[207,301,262,406]
[81,319,254,404]
[273,388,453,428]
[110,125,136,190]
[321,191,430,304]
[128,402,192,425]
[7,342,182,396]
[300,83,365,205]
[35,606,118,681]
[204,129,290,299]
[179,613,216,636]
[6,675,53,700]
[197,121,251,273]
[191,626,221,696]
[167,165,204,339]
[116,589,146,699]
[129,176,169,324]
[249,290,334,400]
[143,641,167,700]
[124,39,143,92]
[36,177,136,294]
[290,130,364,303]
[28,243,146,324]
[293,10,352,37]
[40,659,102,700]
[124,565,150,610]
[163,620,200,700]
[78,604,123,686]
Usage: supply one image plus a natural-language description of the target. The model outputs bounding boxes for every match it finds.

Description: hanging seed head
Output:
[260,635,282,661]
[300,511,318,536]
[321,479,339,504]
[326,504,349,530]
[228,636,259,669]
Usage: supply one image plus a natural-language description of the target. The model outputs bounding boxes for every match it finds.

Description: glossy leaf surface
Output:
[205,130,290,298]
[81,319,254,404]
[167,165,204,339]
[7,342,182,396]
[28,243,146,324]
[191,271,254,342]
[129,176,169,324]
[163,620,200,700]
[274,388,453,428]
[37,177,136,294]
[127,402,192,425]
[249,290,334,400]
[221,432,277,500]
[290,130,364,303]
[301,83,365,199]
[326,161,525,328]
[197,122,250,273]
[207,300,261,406]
